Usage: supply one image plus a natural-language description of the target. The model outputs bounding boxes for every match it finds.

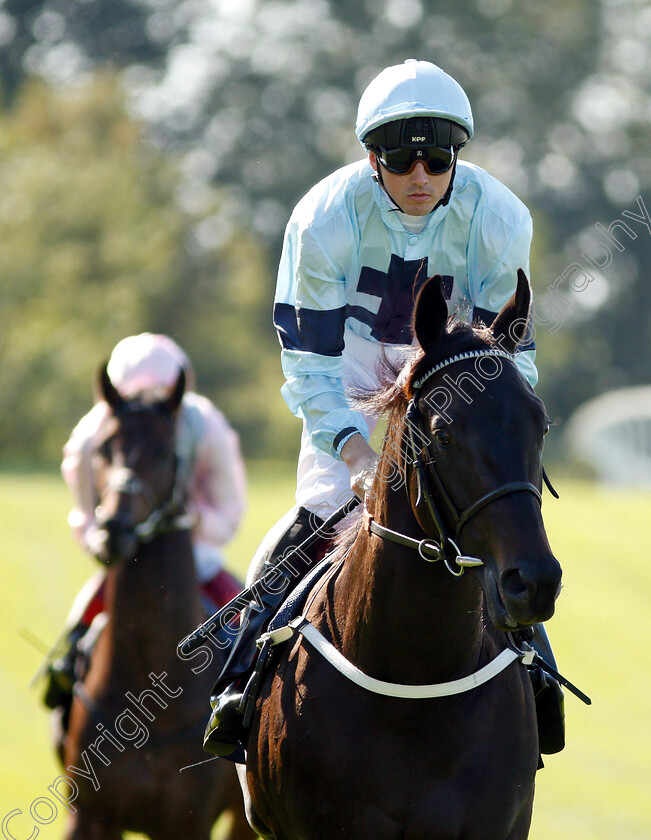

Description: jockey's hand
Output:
[340,433,379,500]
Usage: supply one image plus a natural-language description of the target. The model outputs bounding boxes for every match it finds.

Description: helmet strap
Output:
[373,163,403,212]
[434,158,457,211]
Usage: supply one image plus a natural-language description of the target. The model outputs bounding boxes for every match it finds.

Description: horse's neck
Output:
[101,530,202,681]
[333,487,486,685]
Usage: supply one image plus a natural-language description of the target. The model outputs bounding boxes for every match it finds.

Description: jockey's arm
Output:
[187,399,246,547]
[61,404,109,553]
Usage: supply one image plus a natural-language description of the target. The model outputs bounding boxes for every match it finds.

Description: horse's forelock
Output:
[350,320,498,420]
[336,321,495,553]
[109,397,177,425]
[350,348,419,418]
[407,320,493,397]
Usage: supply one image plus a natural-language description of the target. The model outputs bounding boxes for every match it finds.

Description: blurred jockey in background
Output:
[45,333,246,705]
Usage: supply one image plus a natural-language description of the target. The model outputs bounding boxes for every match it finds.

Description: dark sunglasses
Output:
[375,145,456,175]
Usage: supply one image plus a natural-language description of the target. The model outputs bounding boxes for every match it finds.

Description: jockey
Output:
[206,60,564,756]
[44,333,246,708]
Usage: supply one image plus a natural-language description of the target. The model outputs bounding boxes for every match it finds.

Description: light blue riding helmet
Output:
[356,59,474,149]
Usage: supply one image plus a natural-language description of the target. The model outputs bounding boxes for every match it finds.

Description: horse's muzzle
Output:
[499,555,562,626]
[94,517,139,564]
[479,554,562,630]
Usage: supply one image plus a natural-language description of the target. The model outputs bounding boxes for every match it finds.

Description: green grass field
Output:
[1,466,650,839]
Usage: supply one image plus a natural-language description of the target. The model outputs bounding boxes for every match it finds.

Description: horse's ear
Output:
[413,275,449,351]
[489,269,532,353]
[166,369,186,413]
[96,362,124,409]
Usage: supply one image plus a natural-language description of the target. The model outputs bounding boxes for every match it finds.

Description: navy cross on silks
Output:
[274,256,533,355]
[352,256,452,344]
[275,256,454,355]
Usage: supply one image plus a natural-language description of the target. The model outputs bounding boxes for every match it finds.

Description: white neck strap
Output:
[258,617,530,700]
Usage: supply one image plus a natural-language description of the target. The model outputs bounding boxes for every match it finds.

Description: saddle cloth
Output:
[223,556,335,764]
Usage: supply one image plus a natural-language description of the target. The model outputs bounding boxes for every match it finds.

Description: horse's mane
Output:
[328,318,495,562]
[349,318,494,419]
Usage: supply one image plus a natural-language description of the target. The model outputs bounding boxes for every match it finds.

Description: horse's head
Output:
[90,364,185,565]
[403,270,562,629]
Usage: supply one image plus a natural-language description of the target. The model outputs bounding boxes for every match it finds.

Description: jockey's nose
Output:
[410,161,429,183]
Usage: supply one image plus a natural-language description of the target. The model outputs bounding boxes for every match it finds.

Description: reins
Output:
[259,347,580,702]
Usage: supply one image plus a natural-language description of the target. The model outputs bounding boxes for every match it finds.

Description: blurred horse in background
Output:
[59,364,255,840]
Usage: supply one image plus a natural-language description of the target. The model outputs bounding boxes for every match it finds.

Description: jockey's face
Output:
[369,152,453,216]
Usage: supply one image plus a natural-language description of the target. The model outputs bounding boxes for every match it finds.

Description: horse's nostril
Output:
[501,568,536,602]
[499,561,562,624]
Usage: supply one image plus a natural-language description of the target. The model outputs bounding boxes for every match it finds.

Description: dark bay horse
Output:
[60,366,255,840]
[242,271,562,839]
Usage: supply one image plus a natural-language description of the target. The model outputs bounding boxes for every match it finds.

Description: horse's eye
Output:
[543,422,550,437]
[433,429,452,447]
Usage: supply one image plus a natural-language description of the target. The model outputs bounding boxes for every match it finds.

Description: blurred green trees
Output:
[0,0,648,466]
[0,75,293,464]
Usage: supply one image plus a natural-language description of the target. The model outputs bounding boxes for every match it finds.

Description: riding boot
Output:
[43,573,107,711]
[43,623,87,709]
[528,622,565,755]
[203,506,331,756]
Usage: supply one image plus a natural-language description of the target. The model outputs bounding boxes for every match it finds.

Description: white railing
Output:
[565,386,651,486]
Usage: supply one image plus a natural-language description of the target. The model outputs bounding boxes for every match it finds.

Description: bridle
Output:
[261,347,584,701]
[365,348,548,577]
[99,461,191,542]
[94,406,193,554]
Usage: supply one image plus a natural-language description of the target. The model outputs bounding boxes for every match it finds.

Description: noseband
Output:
[107,460,191,541]
[95,404,193,550]
[366,349,544,577]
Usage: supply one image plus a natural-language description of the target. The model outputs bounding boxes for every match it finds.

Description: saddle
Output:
[210,556,336,764]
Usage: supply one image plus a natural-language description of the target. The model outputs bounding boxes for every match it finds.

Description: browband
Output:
[412,348,515,391]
